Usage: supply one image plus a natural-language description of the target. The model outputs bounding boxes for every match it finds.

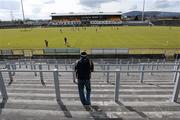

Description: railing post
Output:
[69,59,72,64]
[14,64,17,70]
[19,60,21,69]
[119,64,121,70]
[71,63,76,83]
[173,62,177,76]
[131,58,134,64]
[39,64,45,85]
[48,64,50,70]
[103,64,106,76]
[107,64,110,83]
[172,71,180,102]
[163,58,166,68]
[30,63,33,70]
[65,64,68,71]
[100,59,105,75]
[11,64,16,76]
[150,62,154,75]
[0,71,8,99]
[73,71,76,83]
[147,58,150,68]
[34,64,37,76]
[119,58,121,64]
[64,59,68,71]
[64,59,67,65]
[69,64,72,69]
[138,63,141,71]
[156,59,159,70]
[173,64,179,83]
[127,61,130,76]
[115,69,120,102]
[131,59,134,70]
[6,64,13,84]
[53,69,61,101]
[25,62,28,69]
[116,58,118,64]
[140,64,145,83]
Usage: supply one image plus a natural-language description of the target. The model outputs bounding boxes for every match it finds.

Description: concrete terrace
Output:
[0,60,180,120]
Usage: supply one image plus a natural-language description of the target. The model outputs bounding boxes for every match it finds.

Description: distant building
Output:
[50,12,123,26]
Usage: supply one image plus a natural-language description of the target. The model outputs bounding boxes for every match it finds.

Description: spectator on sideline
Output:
[75,51,94,106]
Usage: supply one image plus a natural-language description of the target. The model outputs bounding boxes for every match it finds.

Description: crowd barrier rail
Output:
[0,64,180,103]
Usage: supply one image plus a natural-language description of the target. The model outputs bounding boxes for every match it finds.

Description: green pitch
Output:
[0,26,180,50]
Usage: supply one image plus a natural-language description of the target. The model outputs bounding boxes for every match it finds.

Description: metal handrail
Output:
[0,67,180,103]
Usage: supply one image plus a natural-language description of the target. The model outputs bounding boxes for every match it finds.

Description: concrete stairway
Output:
[0,71,180,120]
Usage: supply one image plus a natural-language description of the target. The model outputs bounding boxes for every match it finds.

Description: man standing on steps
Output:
[75,51,94,106]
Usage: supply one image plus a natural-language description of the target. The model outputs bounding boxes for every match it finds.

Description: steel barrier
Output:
[1,62,180,84]
[0,71,8,100]
[0,68,180,103]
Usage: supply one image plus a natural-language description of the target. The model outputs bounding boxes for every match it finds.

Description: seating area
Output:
[0,58,180,119]
[49,20,81,26]
[90,20,123,25]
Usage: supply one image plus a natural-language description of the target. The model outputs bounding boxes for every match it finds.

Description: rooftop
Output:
[50,12,122,17]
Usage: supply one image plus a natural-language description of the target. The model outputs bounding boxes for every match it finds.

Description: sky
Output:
[0,0,180,21]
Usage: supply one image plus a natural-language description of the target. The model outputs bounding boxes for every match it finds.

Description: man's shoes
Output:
[83,105,93,111]
[91,105,102,112]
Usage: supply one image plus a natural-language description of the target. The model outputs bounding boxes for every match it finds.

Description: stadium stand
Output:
[50,12,123,26]
[0,59,180,119]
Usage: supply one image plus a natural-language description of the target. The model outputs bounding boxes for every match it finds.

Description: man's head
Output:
[81,51,87,57]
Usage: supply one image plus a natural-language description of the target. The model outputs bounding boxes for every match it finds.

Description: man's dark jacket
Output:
[75,57,94,80]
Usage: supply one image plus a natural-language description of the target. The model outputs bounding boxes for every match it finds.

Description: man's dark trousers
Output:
[78,79,91,105]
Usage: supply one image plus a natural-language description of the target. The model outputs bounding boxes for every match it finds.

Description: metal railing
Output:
[112,69,180,102]
[0,67,180,103]
[0,71,8,100]
[0,69,61,101]
[1,62,180,84]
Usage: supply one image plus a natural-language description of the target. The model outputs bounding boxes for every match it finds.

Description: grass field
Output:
[0,26,180,50]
